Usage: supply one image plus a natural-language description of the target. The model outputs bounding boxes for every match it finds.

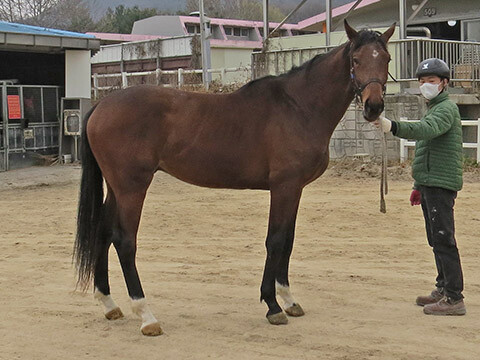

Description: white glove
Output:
[373,116,392,133]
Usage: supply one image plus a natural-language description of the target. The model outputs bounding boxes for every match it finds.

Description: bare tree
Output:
[185,0,225,18]
[0,0,59,22]
[184,0,285,21]
[0,0,95,32]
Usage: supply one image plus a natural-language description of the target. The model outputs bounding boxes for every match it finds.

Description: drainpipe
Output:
[326,0,332,46]
[407,26,432,38]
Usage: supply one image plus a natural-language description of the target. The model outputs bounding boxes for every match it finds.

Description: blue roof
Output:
[0,21,95,38]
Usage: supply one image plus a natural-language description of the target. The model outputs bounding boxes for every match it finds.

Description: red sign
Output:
[7,95,22,119]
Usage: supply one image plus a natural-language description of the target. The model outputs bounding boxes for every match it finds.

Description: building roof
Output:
[0,21,95,38]
[178,15,299,30]
[87,32,165,45]
[298,0,381,31]
[0,21,100,53]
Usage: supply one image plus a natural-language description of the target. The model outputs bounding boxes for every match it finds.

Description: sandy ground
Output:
[0,164,479,360]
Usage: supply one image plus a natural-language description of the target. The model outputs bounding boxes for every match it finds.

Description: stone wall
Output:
[329,94,424,161]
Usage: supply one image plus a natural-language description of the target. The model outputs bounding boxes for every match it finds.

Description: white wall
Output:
[65,50,91,98]
[211,47,253,83]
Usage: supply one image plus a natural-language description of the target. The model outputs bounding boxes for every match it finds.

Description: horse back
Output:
[87,85,273,190]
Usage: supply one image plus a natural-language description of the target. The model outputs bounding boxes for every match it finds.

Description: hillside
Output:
[84,0,355,22]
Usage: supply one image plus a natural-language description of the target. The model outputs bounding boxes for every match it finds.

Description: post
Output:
[199,0,212,90]
[156,68,161,86]
[221,68,226,84]
[121,72,128,89]
[477,118,480,163]
[325,0,332,46]
[399,0,406,39]
[93,73,99,99]
[1,84,8,171]
[263,0,269,42]
[177,68,184,88]
[399,117,407,162]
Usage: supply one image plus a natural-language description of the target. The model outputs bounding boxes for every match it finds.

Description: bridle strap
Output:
[350,66,387,104]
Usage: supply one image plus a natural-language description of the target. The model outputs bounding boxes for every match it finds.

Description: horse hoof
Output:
[285,303,305,317]
[105,307,124,320]
[141,322,163,336]
[267,312,288,325]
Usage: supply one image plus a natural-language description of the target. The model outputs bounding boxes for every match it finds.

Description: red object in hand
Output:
[410,190,421,206]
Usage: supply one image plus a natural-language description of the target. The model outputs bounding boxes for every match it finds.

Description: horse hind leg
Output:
[94,191,124,320]
[112,184,162,336]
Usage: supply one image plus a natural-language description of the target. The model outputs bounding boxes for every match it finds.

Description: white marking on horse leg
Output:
[94,288,119,314]
[276,281,297,308]
[131,298,158,329]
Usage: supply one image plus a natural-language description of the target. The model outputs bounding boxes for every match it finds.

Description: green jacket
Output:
[394,91,463,191]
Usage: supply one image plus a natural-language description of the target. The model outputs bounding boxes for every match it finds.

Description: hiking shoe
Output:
[423,298,466,316]
[416,288,444,306]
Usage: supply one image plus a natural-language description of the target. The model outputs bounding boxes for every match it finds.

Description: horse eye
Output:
[353,58,360,65]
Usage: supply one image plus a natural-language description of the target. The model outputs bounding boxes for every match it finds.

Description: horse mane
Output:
[351,29,387,51]
[241,28,386,91]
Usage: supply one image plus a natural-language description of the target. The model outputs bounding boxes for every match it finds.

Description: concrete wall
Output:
[65,50,91,98]
[211,47,252,83]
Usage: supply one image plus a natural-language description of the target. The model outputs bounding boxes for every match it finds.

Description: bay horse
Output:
[74,20,395,336]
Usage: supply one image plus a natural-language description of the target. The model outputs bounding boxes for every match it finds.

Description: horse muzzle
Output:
[363,99,384,122]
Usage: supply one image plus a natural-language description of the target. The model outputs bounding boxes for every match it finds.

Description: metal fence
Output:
[252,38,480,92]
[92,67,251,100]
[1,84,61,171]
[399,118,480,163]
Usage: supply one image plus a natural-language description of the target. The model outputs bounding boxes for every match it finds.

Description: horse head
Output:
[345,20,395,121]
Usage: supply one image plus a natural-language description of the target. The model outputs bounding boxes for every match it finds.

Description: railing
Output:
[92,67,251,99]
[252,38,480,92]
[399,118,480,163]
[8,122,59,153]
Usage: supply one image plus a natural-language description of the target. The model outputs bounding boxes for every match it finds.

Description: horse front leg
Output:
[275,237,305,317]
[261,183,302,325]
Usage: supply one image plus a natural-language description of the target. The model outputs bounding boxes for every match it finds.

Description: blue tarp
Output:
[0,21,94,38]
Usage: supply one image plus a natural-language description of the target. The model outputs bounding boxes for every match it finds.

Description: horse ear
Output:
[381,22,396,43]
[344,19,358,41]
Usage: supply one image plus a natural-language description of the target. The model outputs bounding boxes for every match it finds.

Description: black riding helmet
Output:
[415,58,450,80]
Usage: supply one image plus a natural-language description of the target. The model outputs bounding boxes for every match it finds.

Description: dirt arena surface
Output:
[1,164,479,360]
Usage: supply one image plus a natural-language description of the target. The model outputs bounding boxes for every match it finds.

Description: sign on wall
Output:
[7,95,21,119]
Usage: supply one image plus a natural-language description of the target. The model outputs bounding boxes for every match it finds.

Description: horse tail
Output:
[73,104,103,291]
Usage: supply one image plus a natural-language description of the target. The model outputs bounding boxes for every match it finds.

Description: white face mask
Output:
[419,82,442,100]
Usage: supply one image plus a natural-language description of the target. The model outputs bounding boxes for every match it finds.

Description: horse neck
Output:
[284,43,354,134]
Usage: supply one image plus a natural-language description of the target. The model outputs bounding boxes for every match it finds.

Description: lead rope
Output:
[379,129,388,213]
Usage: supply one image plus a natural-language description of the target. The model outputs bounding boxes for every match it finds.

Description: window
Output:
[186,24,200,34]
[234,27,241,36]
[241,28,249,37]
[224,27,232,35]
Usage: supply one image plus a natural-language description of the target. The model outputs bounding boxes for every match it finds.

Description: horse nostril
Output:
[367,101,384,114]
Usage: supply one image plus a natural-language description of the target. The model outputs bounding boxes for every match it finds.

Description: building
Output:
[297,0,480,41]
[0,21,100,171]
[89,14,315,91]
[253,0,480,161]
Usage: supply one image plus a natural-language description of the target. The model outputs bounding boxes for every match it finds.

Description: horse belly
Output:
[158,148,270,190]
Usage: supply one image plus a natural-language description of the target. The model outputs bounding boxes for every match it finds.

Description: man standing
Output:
[376,58,466,315]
